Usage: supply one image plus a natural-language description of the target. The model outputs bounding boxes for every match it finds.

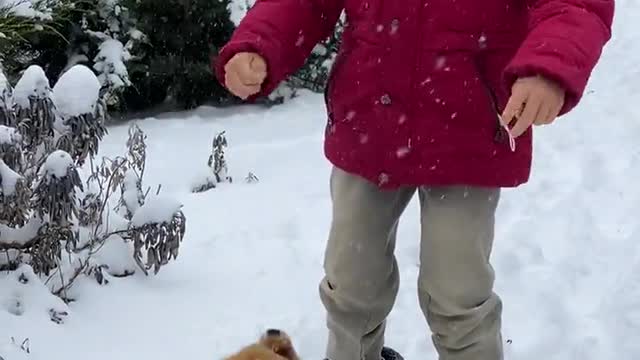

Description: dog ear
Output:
[273,344,299,360]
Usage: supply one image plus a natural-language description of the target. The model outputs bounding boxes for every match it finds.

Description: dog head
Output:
[259,329,298,360]
[224,328,299,360]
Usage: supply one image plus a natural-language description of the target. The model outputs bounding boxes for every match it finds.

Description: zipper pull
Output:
[496,114,516,152]
[502,122,516,152]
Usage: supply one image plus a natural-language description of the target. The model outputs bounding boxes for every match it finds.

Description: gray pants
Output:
[320,167,503,360]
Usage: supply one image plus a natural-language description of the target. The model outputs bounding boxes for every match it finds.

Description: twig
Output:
[91,158,128,241]
[52,258,87,298]
[57,262,67,299]
[0,237,39,251]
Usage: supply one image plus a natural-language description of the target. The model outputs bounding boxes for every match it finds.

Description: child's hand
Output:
[500,75,565,138]
[224,52,268,100]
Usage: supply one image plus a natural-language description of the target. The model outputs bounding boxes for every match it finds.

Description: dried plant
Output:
[93,156,129,195]
[0,173,31,227]
[15,96,56,150]
[0,64,188,305]
[32,151,83,227]
[12,66,56,154]
[245,172,259,184]
[0,71,15,127]
[4,337,31,357]
[0,125,23,171]
[28,225,66,276]
[116,124,148,219]
[191,181,215,193]
[210,131,232,183]
[118,169,144,220]
[192,131,234,193]
[0,104,14,127]
[56,111,108,166]
[77,191,102,227]
[126,123,147,176]
[130,211,186,276]
[49,308,69,324]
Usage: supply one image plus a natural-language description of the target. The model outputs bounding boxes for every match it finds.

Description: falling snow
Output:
[378,172,390,186]
[0,1,636,360]
[396,147,410,158]
[479,34,488,49]
[390,22,399,35]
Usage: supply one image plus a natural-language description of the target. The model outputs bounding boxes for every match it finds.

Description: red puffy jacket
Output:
[214,0,614,189]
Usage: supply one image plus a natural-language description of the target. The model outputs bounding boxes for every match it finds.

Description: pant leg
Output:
[320,167,415,360]
[417,186,503,360]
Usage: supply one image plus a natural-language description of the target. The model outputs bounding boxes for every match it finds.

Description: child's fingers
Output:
[511,96,542,137]
[501,88,527,126]
[224,53,264,85]
[234,55,265,85]
[534,103,554,125]
[249,56,268,83]
[225,70,260,99]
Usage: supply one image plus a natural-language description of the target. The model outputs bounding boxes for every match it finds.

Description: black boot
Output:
[322,346,404,360]
[381,347,404,360]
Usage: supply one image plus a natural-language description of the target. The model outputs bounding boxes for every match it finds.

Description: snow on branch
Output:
[53,65,108,166]
[0,217,42,250]
[0,0,53,20]
[93,39,131,96]
[52,64,101,119]
[130,197,185,276]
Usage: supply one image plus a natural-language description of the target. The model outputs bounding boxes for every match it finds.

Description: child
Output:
[214,0,614,359]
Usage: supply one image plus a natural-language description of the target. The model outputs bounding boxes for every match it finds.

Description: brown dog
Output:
[224,329,300,360]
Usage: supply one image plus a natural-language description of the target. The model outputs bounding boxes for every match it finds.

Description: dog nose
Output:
[266,329,281,336]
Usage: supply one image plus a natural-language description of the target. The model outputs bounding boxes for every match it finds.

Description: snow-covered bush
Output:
[49,0,146,109]
[0,64,187,303]
[1,0,144,110]
[0,1,54,77]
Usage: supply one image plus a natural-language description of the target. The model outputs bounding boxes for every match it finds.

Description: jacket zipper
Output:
[475,58,516,151]
[410,0,423,150]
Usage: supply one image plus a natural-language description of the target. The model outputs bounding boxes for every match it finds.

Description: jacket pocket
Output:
[473,57,510,146]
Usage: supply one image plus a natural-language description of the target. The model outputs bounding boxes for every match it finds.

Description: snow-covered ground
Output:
[2,2,639,360]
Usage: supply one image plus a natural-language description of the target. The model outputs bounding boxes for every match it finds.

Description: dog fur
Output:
[224,329,300,360]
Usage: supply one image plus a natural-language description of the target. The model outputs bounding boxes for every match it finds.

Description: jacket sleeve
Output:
[503,0,614,115]
[213,0,344,100]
